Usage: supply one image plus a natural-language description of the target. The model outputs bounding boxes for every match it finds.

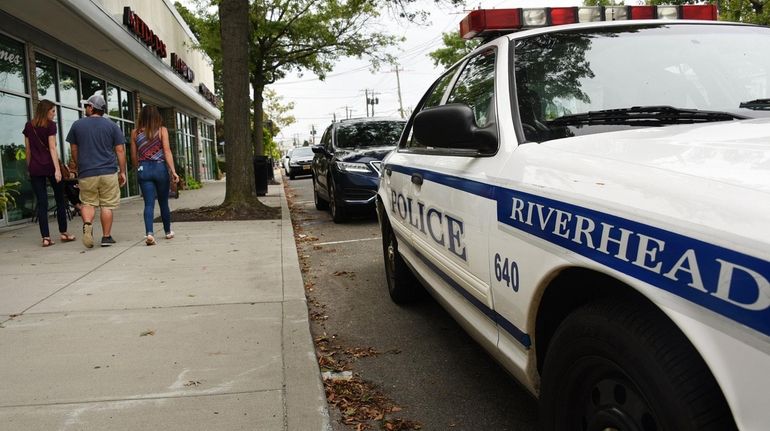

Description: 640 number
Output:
[494,253,519,292]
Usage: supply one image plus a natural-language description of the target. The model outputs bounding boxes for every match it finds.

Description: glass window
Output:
[514,24,770,142]
[121,89,132,120]
[106,84,120,118]
[0,92,32,221]
[424,68,458,109]
[446,50,496,127]
[36,54,57,101]
[59,107,80,162]
[58,63,79,107]
[0,34,27,94]
[81,73,103,102]
[334,121,405,149]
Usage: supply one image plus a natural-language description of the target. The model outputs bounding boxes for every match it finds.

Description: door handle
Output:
[411,173,423,186]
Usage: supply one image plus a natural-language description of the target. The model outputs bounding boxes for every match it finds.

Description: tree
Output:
[219,0,259,209]
[428,32,479,69]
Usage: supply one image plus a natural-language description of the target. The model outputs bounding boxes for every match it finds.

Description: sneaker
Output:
[101,236,116,247]
[165,231,174,240]
[146,234,156,246]
[82,223,94,248]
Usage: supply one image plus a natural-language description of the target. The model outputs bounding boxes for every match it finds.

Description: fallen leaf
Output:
[140,330,155,336]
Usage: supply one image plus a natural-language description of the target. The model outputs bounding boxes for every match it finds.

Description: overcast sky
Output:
[270,0,596,149]
[183,0,648,149]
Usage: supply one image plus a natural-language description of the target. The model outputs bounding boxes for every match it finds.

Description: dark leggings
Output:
[30,175,67,238]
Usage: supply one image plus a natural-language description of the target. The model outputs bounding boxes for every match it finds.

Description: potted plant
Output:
[0,181,21,212]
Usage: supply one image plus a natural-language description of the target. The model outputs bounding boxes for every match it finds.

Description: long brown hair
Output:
[32,99,55,128]
[136,105,163,140]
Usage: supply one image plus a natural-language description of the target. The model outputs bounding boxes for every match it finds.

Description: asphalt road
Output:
[284,173,538,431]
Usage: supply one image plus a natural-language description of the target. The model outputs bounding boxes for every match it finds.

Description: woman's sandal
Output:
[42,237,54,247]
[60,233,76,242]
[146,234,156,246]
[165,231,174,240]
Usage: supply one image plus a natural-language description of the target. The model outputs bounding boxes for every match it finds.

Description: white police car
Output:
[376,5,770,430]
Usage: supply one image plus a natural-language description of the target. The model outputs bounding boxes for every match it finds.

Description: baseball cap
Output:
[81,94,106,111]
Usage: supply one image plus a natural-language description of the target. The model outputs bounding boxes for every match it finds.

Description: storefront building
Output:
[0,0,220,226]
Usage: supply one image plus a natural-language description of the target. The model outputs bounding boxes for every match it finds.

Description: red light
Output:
[460,9,522,40]
[629,6,656,19]
[682,4,718,20]
[550,7,577,25]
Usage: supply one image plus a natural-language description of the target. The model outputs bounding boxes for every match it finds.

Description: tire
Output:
[381,220,421,304]
[328,176,347,223]
[289,169,296,180]
[539,299,737,431]
[313,176,328,210]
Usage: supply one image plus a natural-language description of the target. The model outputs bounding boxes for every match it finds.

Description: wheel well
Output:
[535,268,662,374]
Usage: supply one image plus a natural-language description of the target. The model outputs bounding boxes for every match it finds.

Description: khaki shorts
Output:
[79,173,120,209]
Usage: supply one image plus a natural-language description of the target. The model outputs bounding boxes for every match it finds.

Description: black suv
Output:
[311,117,406,222]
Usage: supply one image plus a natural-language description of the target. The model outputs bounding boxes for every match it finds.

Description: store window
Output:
[176,112,198,182]
[80,73,103,102]
[199,122,216,180]
[58,63,79,107]
[36,54,57,100]
[0,34,31,223]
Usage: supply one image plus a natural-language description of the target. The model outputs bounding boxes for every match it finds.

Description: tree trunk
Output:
[219,0,255,205]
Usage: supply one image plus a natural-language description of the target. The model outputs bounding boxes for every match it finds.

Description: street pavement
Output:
[0,175,331,431]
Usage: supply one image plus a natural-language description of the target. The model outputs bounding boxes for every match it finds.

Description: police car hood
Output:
[548,118,770,193]
[530,118,770,245]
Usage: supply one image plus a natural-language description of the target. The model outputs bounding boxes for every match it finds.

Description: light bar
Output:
[460,4,718,39]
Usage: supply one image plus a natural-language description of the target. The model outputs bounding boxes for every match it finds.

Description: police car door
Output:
[400,49,500,351]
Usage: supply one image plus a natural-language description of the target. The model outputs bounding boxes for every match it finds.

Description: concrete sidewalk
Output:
[0,177,330,430]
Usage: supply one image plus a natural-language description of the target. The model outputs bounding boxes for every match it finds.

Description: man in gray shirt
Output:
[66,94,127,248]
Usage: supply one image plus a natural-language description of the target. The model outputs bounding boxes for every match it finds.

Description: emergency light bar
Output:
[460,4,718,39]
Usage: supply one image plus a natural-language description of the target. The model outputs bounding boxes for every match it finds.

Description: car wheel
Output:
[313,176,328,210]
[539,299,737,431]
[289,169,295,180]
[382,220,421,304]
[328,176,347,223]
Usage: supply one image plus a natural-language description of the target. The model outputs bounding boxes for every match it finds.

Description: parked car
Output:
[286,146,314,179]
[282,148,293,175]
[311,117,406,222]
[377,6,770,431]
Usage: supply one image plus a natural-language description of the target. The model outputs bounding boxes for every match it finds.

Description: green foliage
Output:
[185,175,202,190]
[0,181,21,211]
[642,0,768,24]
[428,32,480,69]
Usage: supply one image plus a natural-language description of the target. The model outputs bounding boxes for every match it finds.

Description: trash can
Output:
[253,155,269,196]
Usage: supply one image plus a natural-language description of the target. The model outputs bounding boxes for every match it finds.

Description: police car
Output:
[375,5,770,430]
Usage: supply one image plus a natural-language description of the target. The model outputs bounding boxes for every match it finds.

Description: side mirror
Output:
[311,145,327,155]
[413,103,497,154]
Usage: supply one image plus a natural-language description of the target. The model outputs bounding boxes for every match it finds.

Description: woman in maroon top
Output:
[23,99,75,247]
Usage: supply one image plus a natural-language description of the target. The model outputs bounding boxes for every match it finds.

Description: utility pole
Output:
[365,89,379,117]
[310,124,317,144]
[341,106,353,119]
[392,65,405,119]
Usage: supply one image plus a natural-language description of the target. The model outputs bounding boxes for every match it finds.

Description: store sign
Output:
[198,83,218,106]
[0,49,22,66]
[171,53,195,83]
[123,7,168,58]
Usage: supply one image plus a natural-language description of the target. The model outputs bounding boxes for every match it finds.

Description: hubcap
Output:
[578,376,656,431]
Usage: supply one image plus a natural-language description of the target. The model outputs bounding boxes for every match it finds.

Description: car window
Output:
[291,147,313,157]
[446,49,496,127]
[403,65,461,149]
[320,126,332,149]
[334,121,405,148]
[423,67,458,109]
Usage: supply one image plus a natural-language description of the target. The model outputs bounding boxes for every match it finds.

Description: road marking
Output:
[316,237,381,246]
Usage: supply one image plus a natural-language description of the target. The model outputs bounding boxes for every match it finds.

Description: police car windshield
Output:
[513,24,770,141]
[335,121,405,149]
